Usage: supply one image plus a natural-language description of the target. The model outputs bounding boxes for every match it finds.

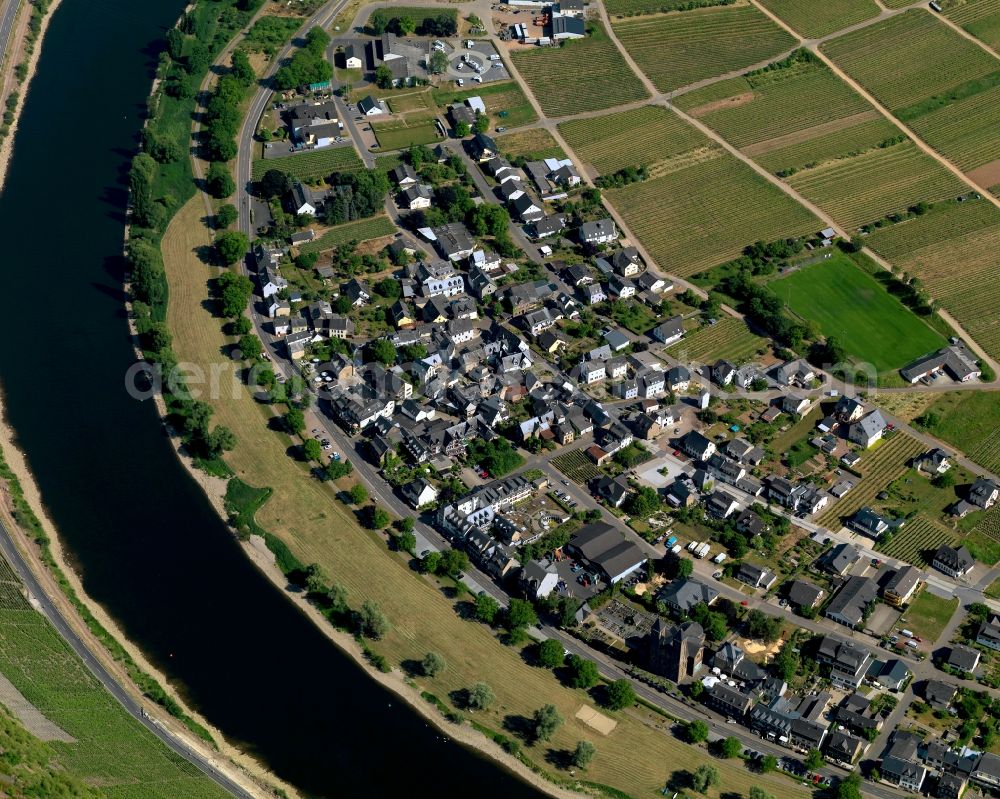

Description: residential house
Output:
[708,682,753,719]
[343,278,371,306]
[847,506,904,539]
[594,475,631,508]
[401,184,432,210]
[882,755,927,792]
[390,163,418,188]
[825,730,866,765]
[705,489,739,519]
[824,575,877,629]
[357,95,384,116]
[816,635,873,689]
[470,132,498,161]
[611,247,641,277]
[680,431,716,461]
[651,316,684,345]
[977,616,1000,652]
[883,565,921,608]
[666,365,690,392]
[532,214,566,239]
[932,544,975,578]
[578,218,618,245]
[848,409,888,448]
[915,447,952,475]
[787,579,824,610]
[924,679,957,709]
[521,559,559,599]
[400,478,439,509]
[659,578,718,615]
[774,359,815,387]
[736,563,777,591]
[948,644,981,674]
[969,478,1000,509]
[432,223,475,262]
[900,344,981,384]
[820,543,860,575]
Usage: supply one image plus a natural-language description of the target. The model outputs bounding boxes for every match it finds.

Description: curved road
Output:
[0,522,255,798]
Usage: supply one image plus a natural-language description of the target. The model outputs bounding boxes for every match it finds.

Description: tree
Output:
[467,682,495,711]
[206,425,236,457]
[690,764,719,794]
[624,485,660,517]
[216,271,253,317]
[259,168,292,199]
[969,602,991,620]
[437,547,468,577]
[421,550,441,574]
[358,599,388,639]
[568,655,600,689]
[368,338,396,366]
[572,740,595,769]
[325,458,353,481]
[237,333,262,361]
[474,592,500,625]
[454,120,471,137]
[836,773,863,799]
[689,680,705,700]
[305,563,329,595]
[397,15,416,34]
[206,162,235,198]
[676,557,693,579]
[746,609,781,643]
[506,598,538,631]
[395,530,416,553]
[720,736,742,758]
[532,704,563,742]
[231,49,255,86]
[805,748,823,769]
[375,64,394,89]
[422,651,445,677]
[365,505,391,530]
[537,639,565,669]
[284,407,305,435]
[749,788,775,799]
[429,49,449,74]
[216,231,249,265]
[303,438,322,462]
[773,640,799,682]
[473,113,490,134]
[216,203,238,228]
[349,483,369,505]
[605,679,636,711]
[232,316,253,336]
[933,470,956,488]
[374,277,402,299]
[685,719,708,744]
[760,754,778,773]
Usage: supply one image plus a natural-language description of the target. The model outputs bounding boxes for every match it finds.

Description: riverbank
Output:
[0,0,61,192]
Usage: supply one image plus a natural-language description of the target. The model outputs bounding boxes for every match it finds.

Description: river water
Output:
[0,2,541,796]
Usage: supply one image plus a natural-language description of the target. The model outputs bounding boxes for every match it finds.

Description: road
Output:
[0,0,20,71]
[0,520,256,798]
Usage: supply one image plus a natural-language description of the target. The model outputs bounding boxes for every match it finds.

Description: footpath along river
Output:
[0,1,543,796]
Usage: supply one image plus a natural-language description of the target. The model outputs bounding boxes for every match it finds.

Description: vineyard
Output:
[865,200,1000,360]
[944,0,1000,49]
[772,253,946,371]
[0,601,228,798]
[607,154,817,276]
[558,105,708,175]
[511,22,648,117]
[914,392,1000,474]
[757,0,879,37]
[552,449,603,483]
[252,145,364,181]
[878,517,962,566]
[817,433,924,528]
[755,117,901,175]
[495,129,566,161]
[605,0,733,16]
[786,140,966,229]
[665,316,767,363]
[821,11,999,111]
[905,85,1000,171]
[297,215,396,255]
[613,5,796,93]
[678,58,873,150]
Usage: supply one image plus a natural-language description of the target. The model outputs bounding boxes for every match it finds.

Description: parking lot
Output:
[438,38,509,86]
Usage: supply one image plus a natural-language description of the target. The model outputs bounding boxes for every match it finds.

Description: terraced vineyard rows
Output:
[511,22,648,116]
[665,317,767,363]
[944,0,1000,49]
[606,155,818,277]
[757,0,879,37]
[905,85,1000,171]
[298,216,396,255]
[877,516,961,566]
[558,105,707,175]
[755,117,901,174]
[613,5,797,93]
[968,427,1000,474]
[252,145,364,181]
[817,434,924,528]
[552,449,603,483]
[787,140,966,229]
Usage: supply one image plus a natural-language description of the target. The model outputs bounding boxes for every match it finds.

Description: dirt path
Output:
[0,671,74,741]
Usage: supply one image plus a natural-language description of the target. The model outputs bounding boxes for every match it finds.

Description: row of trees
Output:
[368,10,457,37]
[323,169,391,226]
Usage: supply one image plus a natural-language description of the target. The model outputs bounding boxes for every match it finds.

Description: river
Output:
[0,2,543,796]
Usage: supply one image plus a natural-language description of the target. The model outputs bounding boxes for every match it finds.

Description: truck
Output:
[713,552,727,565]
[687,540,700,552]
[696,543,711,559]
[900,629,914,638]
[671,544,683,555]
[665,535,678,548]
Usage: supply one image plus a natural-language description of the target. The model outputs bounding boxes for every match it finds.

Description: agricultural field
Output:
[878,517,962,567]
[821,10,1000,171]
[786,140,966,229]
[613,5,797,93]
[252,145,364,181]
[552,449,603,483]
[297,215,397,255]
[757,0,879,37]
[817,433,925,528]
[771,253,946,371]
[606,154,818,276]
[558,105,707,175]
[385,91,435,114]
[371,114,443,150]
[865,198,1000,360]
[494,129,566,161]
[511,22,648,116]
[943,0,1000,49]
[665,316,768,363]
[913,392,1000,474]
[0,585,228,798]
[432,81,538,128]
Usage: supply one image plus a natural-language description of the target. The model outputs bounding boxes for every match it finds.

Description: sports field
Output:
[613,5,797,93]
[944,0,1000,48]
[757,0,879,37]
[511,22,648,116]
[161,198,809,799]
[606,154,818,276]
[252,145,364,181]
[0,558,227,799]
[558,105,708,175]
[865,198,1000,360]
[822,10,1000,171]
[771,253,946,370]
